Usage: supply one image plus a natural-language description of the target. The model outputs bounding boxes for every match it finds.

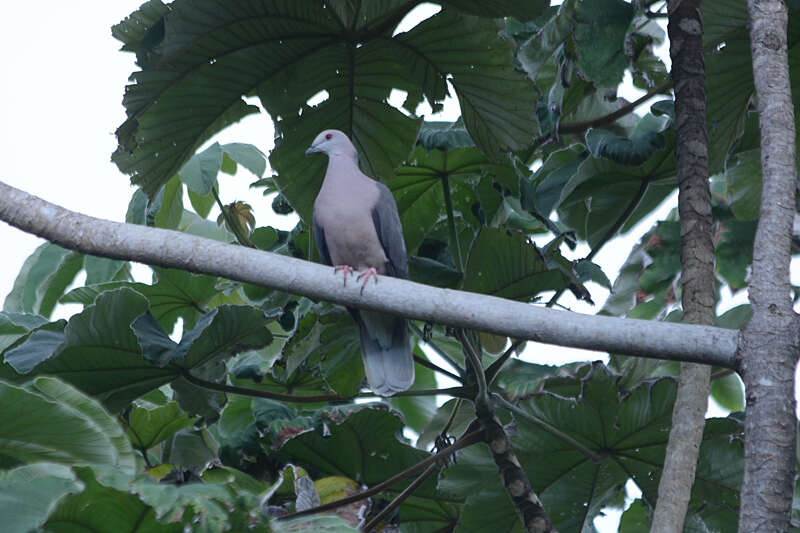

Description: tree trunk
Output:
[651,0,714,530]
[739,0,799,530]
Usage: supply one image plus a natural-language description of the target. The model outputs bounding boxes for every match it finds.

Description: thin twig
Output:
[486,339,527,384]
[179,368,470,403]
[559,79,672,134]
[278,426,485,521]
[456,329,490,414]
[441,170,464,272]
[361,463,439,532]
[413,354,464,382]
[410,322,466,378]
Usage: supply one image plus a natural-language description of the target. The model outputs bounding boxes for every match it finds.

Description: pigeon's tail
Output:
[357,310,414,396]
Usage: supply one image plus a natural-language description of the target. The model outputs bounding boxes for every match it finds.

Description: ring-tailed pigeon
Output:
[305,129,414,396]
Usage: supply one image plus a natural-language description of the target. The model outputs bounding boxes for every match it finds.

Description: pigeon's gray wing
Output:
[371,182,408,279]
[313,214,333,267]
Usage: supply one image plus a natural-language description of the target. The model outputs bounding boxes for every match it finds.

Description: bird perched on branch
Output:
[305,129,414,396]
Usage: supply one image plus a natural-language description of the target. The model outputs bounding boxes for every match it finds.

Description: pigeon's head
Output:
[305,129,357,160]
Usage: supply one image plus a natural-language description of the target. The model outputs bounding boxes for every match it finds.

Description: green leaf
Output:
[179,142,223,196]
[126,401,195,451]
[46,464,268,533]
[221,142,267,178]
[188,189,215,218]
[440,0,547,21]
[275,405,430,486]
[280,305,362,397]
[0,379,131,469]
[618,499,650,532]
[113,2,538,219]
[395,11,539,160]
[704,14,753,174]
[574,0,634,88]
[0,463,83,533]
[585,122,667,166]
[492,359,566,401]
[273,515,359,533]
[62,267,220,333]
[463,227,571,300]
[725,149,762,221]
[710,373,745,413]
[32,377,136,474]
[0,311,47,354]
[3,289,176,412]
[441,363,744,532]
[152,175,184,230]
[557,127,676,247]
[518,0,577,82]
[4,243,83,318]
[393,145,510,255]
[84,256,127,284]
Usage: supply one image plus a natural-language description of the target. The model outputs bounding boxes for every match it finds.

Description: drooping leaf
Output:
[0,311,48,354]
[0,463,83,533]
[0,378,133,470]
[4,243,83,318]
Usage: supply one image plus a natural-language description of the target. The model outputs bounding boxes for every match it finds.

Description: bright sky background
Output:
[0,3,793,531]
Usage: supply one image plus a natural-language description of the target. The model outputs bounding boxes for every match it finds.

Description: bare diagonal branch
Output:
[0,180,738,368]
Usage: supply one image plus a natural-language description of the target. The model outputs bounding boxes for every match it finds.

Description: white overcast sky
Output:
[0,3,795,529]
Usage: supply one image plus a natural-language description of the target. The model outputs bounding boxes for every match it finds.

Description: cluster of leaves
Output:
[3,0,800,531]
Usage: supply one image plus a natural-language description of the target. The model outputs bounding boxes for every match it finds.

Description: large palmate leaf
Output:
[462,227,574,300]
[61,267,221,332]
[393,142,516,255]
[440,363,744,533]
[113,2,538,223]
[2,289,273,413]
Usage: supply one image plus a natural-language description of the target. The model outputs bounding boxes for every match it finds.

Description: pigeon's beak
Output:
[304,144,318,156]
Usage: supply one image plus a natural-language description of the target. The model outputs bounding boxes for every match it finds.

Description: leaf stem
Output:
[278,426,485,521]
[440,170,464,272]
[361,463,439,532]
[485,339,527,384]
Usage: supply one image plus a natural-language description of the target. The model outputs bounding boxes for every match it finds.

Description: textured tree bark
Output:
[651,1,714,531]
[739,0,799,530]
[0,179,740,368]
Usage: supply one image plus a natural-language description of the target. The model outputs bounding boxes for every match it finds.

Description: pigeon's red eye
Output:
[325,133,333,140]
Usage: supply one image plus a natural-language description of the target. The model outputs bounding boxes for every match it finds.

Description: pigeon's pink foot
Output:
[334,265,356,286]
[357,267,379,294]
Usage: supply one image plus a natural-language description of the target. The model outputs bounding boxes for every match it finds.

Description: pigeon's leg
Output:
[357,267,379,294]
[333,265,356,285]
